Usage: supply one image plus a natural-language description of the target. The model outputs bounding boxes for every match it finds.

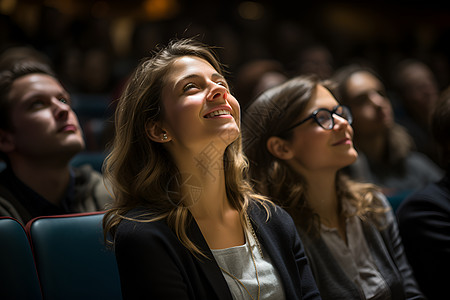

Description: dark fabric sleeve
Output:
[0,190,30,223]
[397,188,450,300]
[379,197,425,300]
[73,165,112,212]
[114,219,192,300]
[290,220,322,300]
[0,196,26,222]
[256,205,321,300]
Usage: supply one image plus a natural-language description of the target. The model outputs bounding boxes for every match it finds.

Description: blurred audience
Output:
[391,59,441,164]
[71,46,116,151]
[0,46,53,71]
[332,65,443,210]
[396,86,450,300]
[0,60,112,224]
[233,59,288,109]
[0,1,447,219]
[293,43,334,80]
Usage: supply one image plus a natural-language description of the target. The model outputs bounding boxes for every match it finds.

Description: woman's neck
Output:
[176,147,247,249]
[306,172,340,225]
[168,143,245,249]
[305,171,347,243]
[177,157,244,249]
[171,145,230,220]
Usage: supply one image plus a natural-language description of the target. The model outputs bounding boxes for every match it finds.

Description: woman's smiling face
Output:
[160,55,240,153]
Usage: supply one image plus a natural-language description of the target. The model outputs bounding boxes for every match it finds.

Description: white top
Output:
[211,229,285,300]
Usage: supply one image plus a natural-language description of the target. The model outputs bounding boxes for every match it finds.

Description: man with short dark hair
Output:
[0,60,111,224]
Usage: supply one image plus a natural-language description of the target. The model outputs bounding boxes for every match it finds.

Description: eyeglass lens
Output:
[316,106,352,129]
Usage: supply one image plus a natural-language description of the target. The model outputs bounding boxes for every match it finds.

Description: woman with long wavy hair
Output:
[102,38,320,300]
[243,75,424,300]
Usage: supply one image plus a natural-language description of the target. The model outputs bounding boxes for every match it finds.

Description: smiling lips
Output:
[204,109,232,118]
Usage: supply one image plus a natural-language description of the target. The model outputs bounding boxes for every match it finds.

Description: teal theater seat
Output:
[26,212,122,300]
[0,217,42,300]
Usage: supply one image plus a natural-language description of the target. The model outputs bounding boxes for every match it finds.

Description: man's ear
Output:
[145,121,171,143]
[0,129,15,153]
[266,136,294,160]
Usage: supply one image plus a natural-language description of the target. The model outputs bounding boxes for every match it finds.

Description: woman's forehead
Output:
[168,56,217,79]
[305,85,338,111]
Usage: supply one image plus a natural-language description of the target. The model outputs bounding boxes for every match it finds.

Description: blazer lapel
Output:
[247,206,296,298]
[188,218,234,300]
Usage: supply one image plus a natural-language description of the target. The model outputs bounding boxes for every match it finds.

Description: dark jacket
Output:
[298,196,424,300]
[0,164,111,224]
[397,172,450,300]
[114,202,322,300]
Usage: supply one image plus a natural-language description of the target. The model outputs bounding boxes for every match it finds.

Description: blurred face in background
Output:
[343,71,394,138]
[398,62,439,126]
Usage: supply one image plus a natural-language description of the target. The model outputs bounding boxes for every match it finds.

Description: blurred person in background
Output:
[233,59,288,110]
[332,65,443,211]
[391,59,441,164]
[0,60,111,224]
[293,43,334,80]
[0,46,53,71]
[396,86,450,300]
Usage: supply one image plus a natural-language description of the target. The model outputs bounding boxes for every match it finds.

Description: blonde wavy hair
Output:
[242,76,387,237]
[103,38,270,256]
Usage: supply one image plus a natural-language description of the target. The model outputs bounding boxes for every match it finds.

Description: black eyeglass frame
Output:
[282,105,352,133]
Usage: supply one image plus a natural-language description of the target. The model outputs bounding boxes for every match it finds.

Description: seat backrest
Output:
[26,212,122,300]
[0,217,42,300]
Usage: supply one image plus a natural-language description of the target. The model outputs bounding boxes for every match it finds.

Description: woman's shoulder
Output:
[115,208,174,242]
[248,200,296,232]
[366,191,396,229]
[397,176,450,216]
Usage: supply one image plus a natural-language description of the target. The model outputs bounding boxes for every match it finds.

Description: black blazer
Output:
[397,172,450,300]
[114,202,321,300]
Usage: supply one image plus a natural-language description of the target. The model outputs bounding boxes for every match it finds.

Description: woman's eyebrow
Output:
[174,74,200,90]
[211,73,225,80]
[175,73,226,89]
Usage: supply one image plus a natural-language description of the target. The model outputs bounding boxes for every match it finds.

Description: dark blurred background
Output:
[1,0,449,154]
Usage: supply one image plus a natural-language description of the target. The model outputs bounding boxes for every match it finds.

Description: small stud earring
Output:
[162,133,168,140]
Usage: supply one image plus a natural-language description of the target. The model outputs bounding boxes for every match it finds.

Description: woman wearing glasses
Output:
[242,75,424,299]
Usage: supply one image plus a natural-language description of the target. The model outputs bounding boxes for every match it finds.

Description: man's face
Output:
[4,73,85,162]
